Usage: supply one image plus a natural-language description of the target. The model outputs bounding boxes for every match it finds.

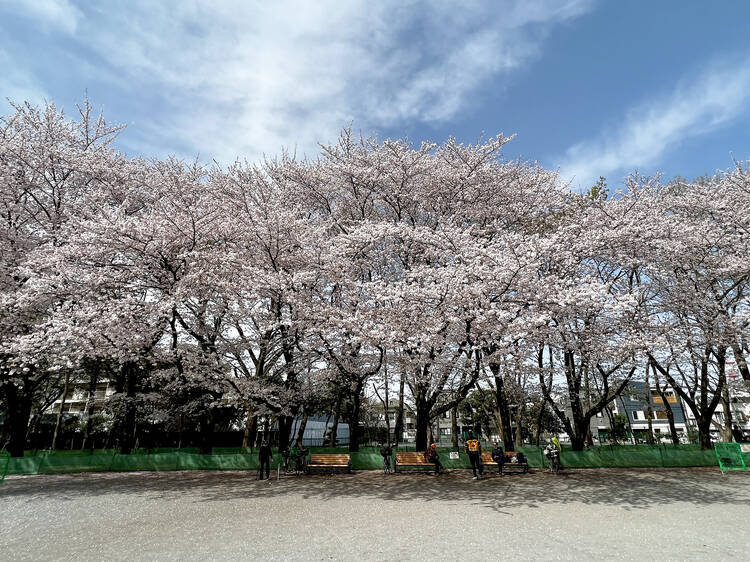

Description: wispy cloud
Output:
[10,0,82,35]
[0,50,47,106]
[558,58,750,190]
[2,0,594,163]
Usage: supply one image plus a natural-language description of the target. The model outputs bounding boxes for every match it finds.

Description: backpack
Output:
[467,439,480,452]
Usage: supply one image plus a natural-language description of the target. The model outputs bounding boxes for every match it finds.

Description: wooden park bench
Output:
[394,451,437,473]
[307,454,351,473]
[481,451,529,474]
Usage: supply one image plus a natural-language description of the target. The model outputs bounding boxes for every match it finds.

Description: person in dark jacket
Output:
[424,443,443,474]
[379,442,393,471]
[491,442,505,475]
[258,440,273,480]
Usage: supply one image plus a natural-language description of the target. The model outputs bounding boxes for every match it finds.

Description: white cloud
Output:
[38,0,593,164]
[558,59,750,190]
[0,50,47,108]
[10,0,82,35]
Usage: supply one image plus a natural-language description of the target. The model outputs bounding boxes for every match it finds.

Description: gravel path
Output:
[1,467,748,560]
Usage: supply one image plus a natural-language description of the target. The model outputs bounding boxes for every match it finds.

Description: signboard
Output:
[449,451,459,460]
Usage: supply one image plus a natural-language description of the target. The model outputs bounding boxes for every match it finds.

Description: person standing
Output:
[491,441,505,475]
[464,432,483,480]
[258,439,273,480]
[380,442,393,473]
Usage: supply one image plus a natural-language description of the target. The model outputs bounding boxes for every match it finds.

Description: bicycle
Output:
[379,443,394,474]
[382,454,393,474]
[543,445,562,474]
[293,448,309,475]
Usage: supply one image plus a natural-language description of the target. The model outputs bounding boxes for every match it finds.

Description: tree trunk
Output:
[490,368,514,447]
[644,363,654,445]
[584,362,594,446]
[564,350,588,451]
[51,370,71,450]
[534,400,545,446]
[665,403,679,445]
[277,415,293,452]
[721,385,733,442]
[415,400,430,451]
[654,380,679,445]
[731,343,750,382]
[199,411,214,455]
[81,362,99,451]
[603,404,615,443]
[392,371,405,446]
[296,411,309,447]
[514,405,524,449]
[381,353,392,443]
[618,395,635,445]
[263,417,271,441]
[322,412,332,446]
[329,396,341,447]
[119,362,138,455]
[451,405,459,449]
[697,417,713,450]
[348,381,363,452]
[241,407,256,450]
[569,432,586,451]
[5,379,34,457]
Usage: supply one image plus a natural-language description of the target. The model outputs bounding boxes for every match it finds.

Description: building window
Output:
[653,393,678,405]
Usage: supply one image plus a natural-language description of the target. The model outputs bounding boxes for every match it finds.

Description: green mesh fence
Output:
[38,453,117,474]
[110,453,181,472]
[543,444,718,469]
[176,453,266,471]
[350,451,383,470]
[1,444,731,476]
[7,456,44,475]
[0,451,9,483]
[714,443,747,473]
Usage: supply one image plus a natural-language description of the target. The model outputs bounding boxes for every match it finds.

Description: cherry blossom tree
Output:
[0,100,124,456]
[4,97,749,458]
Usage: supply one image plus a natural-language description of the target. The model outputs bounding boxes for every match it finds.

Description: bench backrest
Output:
[482,451,523,461]
[396,452,430,464]
[481,451,495,463]
[309,454,350,465]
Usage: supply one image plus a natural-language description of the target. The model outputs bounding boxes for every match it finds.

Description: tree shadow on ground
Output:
[2,468,748,513]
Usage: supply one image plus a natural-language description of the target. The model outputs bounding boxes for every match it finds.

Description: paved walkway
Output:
[1,468,748,560]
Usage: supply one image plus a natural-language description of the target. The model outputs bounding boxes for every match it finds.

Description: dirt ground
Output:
[1,467,748,560]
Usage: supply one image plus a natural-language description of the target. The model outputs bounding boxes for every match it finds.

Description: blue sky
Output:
[2,0,750,189]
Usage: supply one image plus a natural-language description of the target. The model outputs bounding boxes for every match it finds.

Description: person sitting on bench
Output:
[491,441,505,475]
[424,443,443,474]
